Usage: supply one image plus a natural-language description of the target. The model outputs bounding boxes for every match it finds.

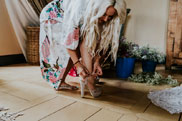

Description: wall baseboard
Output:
[0,54,26,66]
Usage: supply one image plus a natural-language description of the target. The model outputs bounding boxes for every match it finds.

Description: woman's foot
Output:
[80,76,102,98]
[55,82,78,91]
[85,76,95,90]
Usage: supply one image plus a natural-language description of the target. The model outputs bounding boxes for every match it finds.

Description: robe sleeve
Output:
[64,27,80,50]
[62,0,87,50]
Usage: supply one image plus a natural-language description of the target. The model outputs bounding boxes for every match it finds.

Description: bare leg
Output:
[79,39,95,90]
[56,47,81,90]
[61,58,74,81]
[56,58,77,90]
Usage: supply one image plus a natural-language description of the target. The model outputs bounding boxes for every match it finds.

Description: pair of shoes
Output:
[79,77,102,98]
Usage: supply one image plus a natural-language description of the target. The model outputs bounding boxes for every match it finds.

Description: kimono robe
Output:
[39,0,87,89]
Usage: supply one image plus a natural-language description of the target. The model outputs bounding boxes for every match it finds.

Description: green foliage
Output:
[128,72,179,86]
[138,46,166,63]
[117,37,140,58]
[117,40,165,63]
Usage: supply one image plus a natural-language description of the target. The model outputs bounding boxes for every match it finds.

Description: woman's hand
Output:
[75,62,90,79]
[93,61,103,76]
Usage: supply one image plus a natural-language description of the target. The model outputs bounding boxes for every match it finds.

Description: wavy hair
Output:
[81,0,126,63]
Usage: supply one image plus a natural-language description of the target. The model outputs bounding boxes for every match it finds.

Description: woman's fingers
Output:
[93,65,103,76]
[93,66,97,74]
[76,62,91,79]
[80,69,89,79]
[97,67,103,75]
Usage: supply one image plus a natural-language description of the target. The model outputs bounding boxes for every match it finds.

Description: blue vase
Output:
[142,60,157,73]
[116,57,136,79]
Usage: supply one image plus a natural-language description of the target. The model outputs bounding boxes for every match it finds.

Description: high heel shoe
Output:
[79,77,102,98]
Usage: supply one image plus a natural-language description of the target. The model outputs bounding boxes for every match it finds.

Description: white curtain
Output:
[5,0,39,60]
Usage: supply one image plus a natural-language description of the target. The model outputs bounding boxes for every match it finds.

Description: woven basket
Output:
[26,26,40,65]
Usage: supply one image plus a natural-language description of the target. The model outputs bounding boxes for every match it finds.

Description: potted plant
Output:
[116,38,140,79]
[139,46,165,73]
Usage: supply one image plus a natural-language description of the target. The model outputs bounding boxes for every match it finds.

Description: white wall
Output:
[0,0,170,55]
[0,0,22,56]
[125,0,170,53]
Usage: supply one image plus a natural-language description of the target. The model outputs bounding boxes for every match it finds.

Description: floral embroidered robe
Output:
[39,0,82,89]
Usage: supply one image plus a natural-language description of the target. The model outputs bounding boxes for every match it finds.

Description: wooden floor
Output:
[0,63,181,121]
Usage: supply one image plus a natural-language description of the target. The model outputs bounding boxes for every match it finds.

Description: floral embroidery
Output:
[46,0,64,20]
[66,28,80,46]
[40,56,66,86]
[41,36,50,59]
[49,11,57,19]
[40,38,67,88]
[49,74,57,83]
[40,0,80,89]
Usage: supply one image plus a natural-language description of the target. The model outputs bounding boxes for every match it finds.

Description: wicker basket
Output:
[26,26,40,65]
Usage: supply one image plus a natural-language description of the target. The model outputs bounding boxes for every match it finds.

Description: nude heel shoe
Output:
[89,86,102,98]
[79,79,86,98]
[79,77,102,98]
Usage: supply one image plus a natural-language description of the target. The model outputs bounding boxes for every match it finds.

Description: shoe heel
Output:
[79,77,89,98]
[79,79,85,98]
[80,79,86,97]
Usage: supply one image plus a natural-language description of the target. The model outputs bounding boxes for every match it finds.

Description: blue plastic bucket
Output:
[142,60,157,72]
[116,57,136,79]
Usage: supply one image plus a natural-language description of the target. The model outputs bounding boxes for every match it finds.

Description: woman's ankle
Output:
[86,76,95,90]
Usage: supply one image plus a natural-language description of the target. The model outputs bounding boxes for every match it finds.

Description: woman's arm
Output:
[66,48,90,79]
[93,54,103,76]
[66,48,80,64]
[94,55,101,63]
[94,53,106,64]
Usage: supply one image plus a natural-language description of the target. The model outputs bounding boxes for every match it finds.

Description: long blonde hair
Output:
[81,0,126,63]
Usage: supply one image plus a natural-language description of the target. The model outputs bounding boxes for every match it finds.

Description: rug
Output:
[0,107,23,121]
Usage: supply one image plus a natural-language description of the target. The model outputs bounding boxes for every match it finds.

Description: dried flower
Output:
[129,72,179,86]
[117,37,140,58]
[138,45,166,63]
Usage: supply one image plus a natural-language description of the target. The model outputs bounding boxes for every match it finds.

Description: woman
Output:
[39,0,126,97]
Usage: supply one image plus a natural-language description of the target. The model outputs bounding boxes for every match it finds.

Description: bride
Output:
[39,0,126,98]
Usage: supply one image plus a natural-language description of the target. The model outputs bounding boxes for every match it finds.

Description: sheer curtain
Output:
[5,0,39,60]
